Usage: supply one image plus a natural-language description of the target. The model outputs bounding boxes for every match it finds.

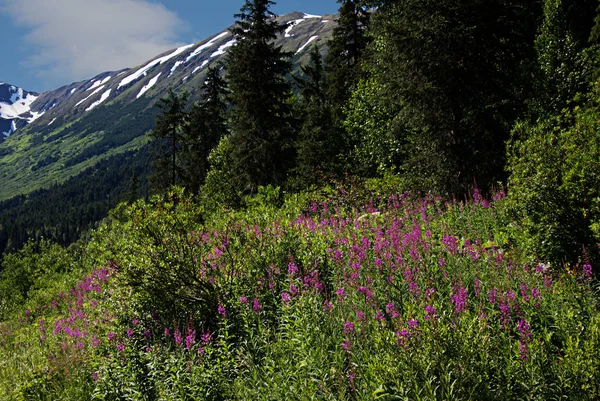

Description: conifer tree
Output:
[325,0,371,115]
[150,89,189,192]
[185,65,228,194]
[225,0,295,194]
[347,0,540,194]
[292,46,338,187]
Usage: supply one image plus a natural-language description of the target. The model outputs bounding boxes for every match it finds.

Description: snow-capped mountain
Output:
[0,11,336,200]
[0,83,42,139]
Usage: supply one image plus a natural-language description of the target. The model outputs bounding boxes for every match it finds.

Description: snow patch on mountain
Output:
[170,61,184,76]
[211,39,236,58]
[137,73,161,99]
[297,35,319,53]
[285,19,304,37]
[2,120,16,138]
[75,85,105,107]
[119,44,194,88]
[186,32,229,63]
[303,13,322,19]
[1,90,38,119]
[48,117,57,125]
[192,60,210,75]
[86,89,112,112]
[87,76,112,91]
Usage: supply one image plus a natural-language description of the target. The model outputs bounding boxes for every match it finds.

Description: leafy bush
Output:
[507,83,600,266]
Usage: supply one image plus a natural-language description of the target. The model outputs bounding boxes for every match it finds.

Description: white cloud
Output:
[1,0,187,88]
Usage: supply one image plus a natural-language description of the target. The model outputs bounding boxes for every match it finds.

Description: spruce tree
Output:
[185,65,228,194]
[347,0,540,194]
[292,46,338,187]
[325,0,371,115]
[150,89,189,192]
[225,0,295,194]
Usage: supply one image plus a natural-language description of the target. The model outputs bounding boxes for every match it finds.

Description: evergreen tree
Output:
[150,89,189,192]
[185,65,228,194]
[127,171,139,204]
[225,0,295,194]
[325,0,371,115]
[347,0,540,194]
[291,46,338,187]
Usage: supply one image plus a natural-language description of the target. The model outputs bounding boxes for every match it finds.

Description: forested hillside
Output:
[0,0,599,399]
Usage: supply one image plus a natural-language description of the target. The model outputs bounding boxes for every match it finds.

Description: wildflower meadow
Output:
[0,184,599,400]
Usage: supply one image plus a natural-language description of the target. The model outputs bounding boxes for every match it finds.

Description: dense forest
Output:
[1,0,600,399]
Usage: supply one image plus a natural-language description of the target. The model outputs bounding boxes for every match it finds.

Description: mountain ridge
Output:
[0,11,336,201]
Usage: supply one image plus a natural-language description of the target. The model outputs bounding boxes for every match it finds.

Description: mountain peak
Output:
[0,83,41,139]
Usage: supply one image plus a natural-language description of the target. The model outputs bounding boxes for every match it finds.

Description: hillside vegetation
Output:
[1,0,600,399]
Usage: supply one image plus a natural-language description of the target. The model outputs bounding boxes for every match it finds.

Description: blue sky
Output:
[0,0,339,93]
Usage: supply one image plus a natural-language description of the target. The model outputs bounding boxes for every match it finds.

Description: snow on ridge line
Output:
[185,32,230,63]
[303,13,322,18]
[1,92,38,119]
[211,39,236,58]
[137,73,162,99]
[75,85,105,107]
[86,89,112,112]
[70,88,77,94]
[87,75,112,91]
[285,19,304,37]
[119,43,194,88]
[297,35,319,53]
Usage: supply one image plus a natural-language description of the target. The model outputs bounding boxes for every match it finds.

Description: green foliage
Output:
[507,86,600,265]
[344,76,403,176]
[201,135,244,210]
[325,0,371,116]
[531,0,600,117]
[184,66,228,194]
[150,89,189,192]
[291,47,341,188]
[348,0,540,194]
[0,239,74,319]
[226,0,296,193]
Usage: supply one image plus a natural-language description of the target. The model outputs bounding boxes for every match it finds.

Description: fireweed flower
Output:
[452,287,468,313]
[240,296,248,304]
[583,264,593,279]
[281,292,291,306]
[396,329,410,348]
[117,343,125,352]
[425,305,437,320]
[407,319,419,329]
[201,332,213,344]
[218,305,226,317]
[520,285,530,302]
[107,332,115,341]
[127,328,134,338]
[253,299,262,313]
[323,301,334,312]
[344,321,355,335]
[185,328,196,351]
[288,262,299,276]
[488,288,498,304]
[174,328,183,346]
[474,279,482,297]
